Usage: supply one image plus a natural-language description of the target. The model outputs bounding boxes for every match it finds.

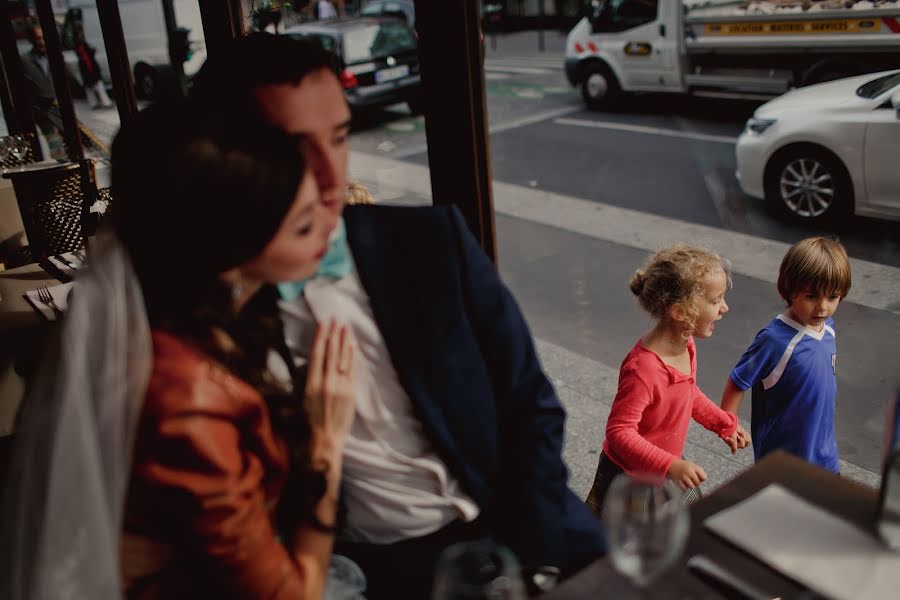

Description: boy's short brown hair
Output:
[777,237,851,306]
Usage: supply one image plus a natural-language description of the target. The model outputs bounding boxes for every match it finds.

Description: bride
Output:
[1,97,358,599]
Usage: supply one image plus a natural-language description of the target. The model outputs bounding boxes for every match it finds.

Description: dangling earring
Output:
[231,274,243,301]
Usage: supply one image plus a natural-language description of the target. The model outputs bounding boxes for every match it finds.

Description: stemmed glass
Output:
[7,135,30,165]
[604,474,690,596]
[432,540,527,599]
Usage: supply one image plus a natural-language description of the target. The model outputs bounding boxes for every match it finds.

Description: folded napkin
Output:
[47,251,83,277]
[705,484,900,600]
[24,281,75,321]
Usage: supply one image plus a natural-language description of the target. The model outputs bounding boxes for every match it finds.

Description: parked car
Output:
[736,70,900,223]
[284,17,421,113]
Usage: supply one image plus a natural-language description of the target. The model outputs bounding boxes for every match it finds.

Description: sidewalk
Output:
[483,29,568,62]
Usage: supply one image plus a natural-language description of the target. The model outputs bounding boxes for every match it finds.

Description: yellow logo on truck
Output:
[705,19,880,35]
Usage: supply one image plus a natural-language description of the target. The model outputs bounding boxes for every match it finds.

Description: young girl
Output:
[586,244,750,517]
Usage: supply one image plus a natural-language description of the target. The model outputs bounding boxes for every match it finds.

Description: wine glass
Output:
[604,474,690,595]
[8,135,30,164]
[432,539,527,599]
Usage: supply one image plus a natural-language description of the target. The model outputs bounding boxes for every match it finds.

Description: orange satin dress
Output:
[121,331,310,599]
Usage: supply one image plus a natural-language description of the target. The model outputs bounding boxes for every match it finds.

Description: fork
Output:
[37,285,64,317]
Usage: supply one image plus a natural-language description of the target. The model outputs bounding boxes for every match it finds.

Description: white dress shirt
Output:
[279,271,480,543]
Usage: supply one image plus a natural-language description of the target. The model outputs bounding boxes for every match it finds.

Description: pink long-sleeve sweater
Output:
[602,337,738,477]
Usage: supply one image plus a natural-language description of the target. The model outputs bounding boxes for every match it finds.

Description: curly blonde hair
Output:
[346,180,374,205]
[630,244,730,335]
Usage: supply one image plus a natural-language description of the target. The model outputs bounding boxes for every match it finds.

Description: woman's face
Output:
[238,171,339,284]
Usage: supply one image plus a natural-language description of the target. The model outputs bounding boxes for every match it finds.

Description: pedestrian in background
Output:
[586,244,750,519]
[19,24,68,159]
[316,0,338,20]
[720,237,850,473]
[72,24,113,109]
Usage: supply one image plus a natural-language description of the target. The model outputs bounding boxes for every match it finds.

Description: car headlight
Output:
[744,117,777,136]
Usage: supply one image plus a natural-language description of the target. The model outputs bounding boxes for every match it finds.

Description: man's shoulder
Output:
[344,203,461,239]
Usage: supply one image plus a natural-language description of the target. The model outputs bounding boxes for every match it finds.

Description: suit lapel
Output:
[343,207,470,481]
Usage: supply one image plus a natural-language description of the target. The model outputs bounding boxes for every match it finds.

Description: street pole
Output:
[538,0,545,52]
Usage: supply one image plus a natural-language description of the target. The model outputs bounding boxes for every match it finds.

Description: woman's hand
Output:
[305,319,357,466]
[667,459,707,489]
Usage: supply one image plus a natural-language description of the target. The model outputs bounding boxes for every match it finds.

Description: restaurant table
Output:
[0,262,59,440]
[547,451,880,600]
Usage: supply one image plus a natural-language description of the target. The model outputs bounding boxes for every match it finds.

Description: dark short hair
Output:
[112,97,305,319]
[191,32,338,108]
[777,237,851,305]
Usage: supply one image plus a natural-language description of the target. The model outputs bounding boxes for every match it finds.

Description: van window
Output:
[592,0,658,33]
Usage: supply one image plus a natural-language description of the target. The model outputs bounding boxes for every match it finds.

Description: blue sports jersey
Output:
[730,314,839,472]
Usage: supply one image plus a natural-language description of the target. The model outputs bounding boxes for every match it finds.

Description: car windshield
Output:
[856,72,900,99]
[343,22,416,63]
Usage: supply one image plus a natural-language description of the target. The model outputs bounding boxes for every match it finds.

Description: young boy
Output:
[720,237,851,473]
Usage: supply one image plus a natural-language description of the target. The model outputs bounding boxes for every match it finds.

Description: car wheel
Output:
[764,147,852,224]
[580,63,619,111]
[134,64,158,101]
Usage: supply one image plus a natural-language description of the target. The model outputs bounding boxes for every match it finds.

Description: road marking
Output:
[555,117,739,145]
[484,65,555,75]
[484,57,562,70]
[349,150,900,315]
[391,106,581,159]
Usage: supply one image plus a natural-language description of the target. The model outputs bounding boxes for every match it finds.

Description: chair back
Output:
[9,160,99,260]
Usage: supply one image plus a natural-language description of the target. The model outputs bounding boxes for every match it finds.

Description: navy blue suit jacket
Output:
[343,203,605,573]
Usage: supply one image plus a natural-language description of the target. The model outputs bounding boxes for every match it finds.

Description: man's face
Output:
[31,28,46,55]
[254,69,352,221]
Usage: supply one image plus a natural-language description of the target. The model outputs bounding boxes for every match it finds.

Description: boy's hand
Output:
[667,459,707,489]
[723,425,751,454]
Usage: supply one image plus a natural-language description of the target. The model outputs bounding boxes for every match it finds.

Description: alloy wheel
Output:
[779,157,834,218]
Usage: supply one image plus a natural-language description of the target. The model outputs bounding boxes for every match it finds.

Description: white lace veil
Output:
[0,229,151,600]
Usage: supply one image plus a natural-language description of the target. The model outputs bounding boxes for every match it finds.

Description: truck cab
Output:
[565,0,683,109]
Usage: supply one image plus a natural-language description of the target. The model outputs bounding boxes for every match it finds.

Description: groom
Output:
[193,33,605,598]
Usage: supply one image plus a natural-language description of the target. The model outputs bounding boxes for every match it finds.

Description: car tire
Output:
[580,62,620,111]
[764,146,852,224]
[134,64,158,101]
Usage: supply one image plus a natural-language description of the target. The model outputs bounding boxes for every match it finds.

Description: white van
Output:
[62,0,207,99]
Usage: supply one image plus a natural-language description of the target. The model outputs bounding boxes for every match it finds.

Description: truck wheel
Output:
[134,64,159,101]
[580,63,619,111]
[764,146,852,224]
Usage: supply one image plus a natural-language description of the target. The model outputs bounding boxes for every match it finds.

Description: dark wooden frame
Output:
[33,0,83,160]
[414,0,497,264]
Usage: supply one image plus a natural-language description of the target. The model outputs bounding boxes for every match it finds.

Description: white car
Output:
[736,70,900,223]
